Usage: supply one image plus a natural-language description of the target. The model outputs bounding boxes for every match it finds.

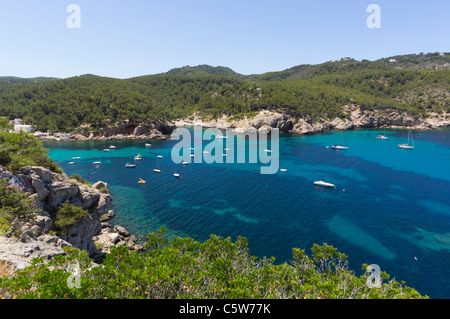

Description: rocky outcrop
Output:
[79,120,176,141]
[0,165,132,271]
[0,236,69,270]
[175,106,450,135]
[35,120,176,141]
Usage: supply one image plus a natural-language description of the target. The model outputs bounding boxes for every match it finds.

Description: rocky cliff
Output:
[67,120,177,141]
[0,165,137,271]
[174,106,450,134]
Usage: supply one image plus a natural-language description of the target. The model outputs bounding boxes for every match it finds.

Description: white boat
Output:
[72,157,81,160]
[264,149,271,153]
[109,145,116,149]
[398,129,414,149]
[224,148,230,151]
[125,163,136,168]
[103,148,110,152]
[222,153,227,157]
[93,161,102,165]
[314,181,336,188]
[174,173,180,178]
[376,130,388,139]
[182,161,189,165]
[134,154,143,160]
[215,135,228,139]
[331,131,348,150]
[331,144,348,150]
[280,169,287,172]
[189,154,195,158]
[145,143,152,148]
[153,169,161,173]
[157,155,163,159]
[68,162,75,165]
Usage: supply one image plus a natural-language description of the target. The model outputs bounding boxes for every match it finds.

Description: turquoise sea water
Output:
[44,128,450,298]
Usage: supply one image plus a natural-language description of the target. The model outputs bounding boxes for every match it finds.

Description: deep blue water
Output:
[44,128,450,298]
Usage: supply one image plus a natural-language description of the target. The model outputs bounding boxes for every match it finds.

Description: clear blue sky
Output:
[0,0,448,79]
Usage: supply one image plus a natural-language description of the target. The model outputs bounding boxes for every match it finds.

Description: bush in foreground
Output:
[0,227,427,299]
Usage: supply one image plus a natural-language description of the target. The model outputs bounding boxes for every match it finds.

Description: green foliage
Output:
[0,54,448,133]
[69,174,89,185]
[98,187,109,194]
[0,130,62,173]
[0,179,37,236]
[53,201,89,234]
[0,228,427,299]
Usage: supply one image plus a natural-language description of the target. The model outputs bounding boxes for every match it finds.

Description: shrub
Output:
[0,178,37,236]
[54,201,89,234]
[69,174,89,185]
[0,228,428,299]
[98,187,109,194]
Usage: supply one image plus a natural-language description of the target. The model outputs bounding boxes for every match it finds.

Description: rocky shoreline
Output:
[0,165,141,273]
[37,106,450,143]
[174,105,450,135]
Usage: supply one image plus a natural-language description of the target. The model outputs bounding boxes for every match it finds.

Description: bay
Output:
[44,127,450,298]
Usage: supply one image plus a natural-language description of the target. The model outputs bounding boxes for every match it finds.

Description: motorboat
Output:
[157,155,163,159]
[103,148,110,152]
[72,157,81,160]
[93,161,102,165]
[174,173,180,178]
[109,145,116,149]
[145,143,152,148]
[182,161,189,165]
[314,181,336,188]
[280,169,287,172]
[153,169,161,173]
[68,162,75,165]
[125,163,136,168]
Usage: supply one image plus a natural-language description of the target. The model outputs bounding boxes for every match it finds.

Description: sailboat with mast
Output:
[398,128,414,149]
[331,131,349,150]
[376,129,388,139]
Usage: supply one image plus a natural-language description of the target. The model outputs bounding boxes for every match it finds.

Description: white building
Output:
[14,124,33,133]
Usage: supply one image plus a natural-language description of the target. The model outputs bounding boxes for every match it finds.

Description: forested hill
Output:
[0,52,448,133]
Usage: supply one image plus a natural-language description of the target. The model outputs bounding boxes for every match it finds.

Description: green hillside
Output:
[0,53,448,133]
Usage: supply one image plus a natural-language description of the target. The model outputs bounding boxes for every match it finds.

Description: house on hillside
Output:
[13,124,33,133]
